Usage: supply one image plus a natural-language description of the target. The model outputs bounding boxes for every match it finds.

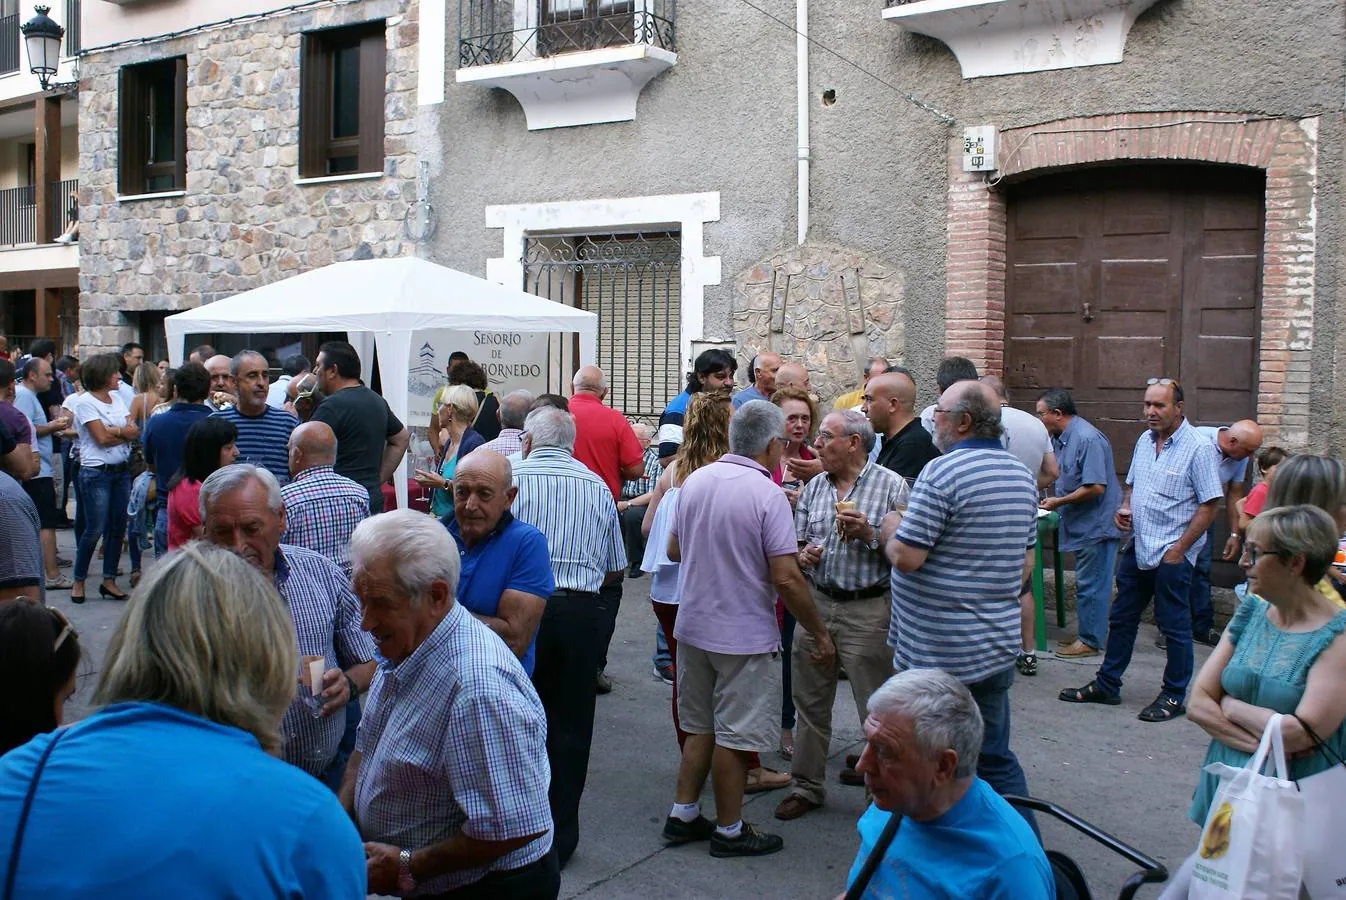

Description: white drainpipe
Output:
[796,0,809,245]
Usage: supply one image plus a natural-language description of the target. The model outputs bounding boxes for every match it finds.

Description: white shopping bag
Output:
[1300,746,1346,898]
[1190,714,1305,900]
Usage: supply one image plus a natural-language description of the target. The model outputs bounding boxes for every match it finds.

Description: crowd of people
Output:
[0,331,1343,898]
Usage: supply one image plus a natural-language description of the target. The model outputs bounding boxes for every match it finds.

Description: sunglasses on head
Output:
[49,606,76,652]
[1146,377,1180,388]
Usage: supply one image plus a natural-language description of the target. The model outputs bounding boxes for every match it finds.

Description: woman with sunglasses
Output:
[163,417,239,551]
[0,545,365,899]
[1187,504,1346,826]
[0,601,81,755]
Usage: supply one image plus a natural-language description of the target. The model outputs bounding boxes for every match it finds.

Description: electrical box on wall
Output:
[962,126,997,172]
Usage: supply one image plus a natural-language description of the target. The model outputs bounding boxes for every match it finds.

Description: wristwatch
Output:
[397,848,416,893]
[863,525,880,551]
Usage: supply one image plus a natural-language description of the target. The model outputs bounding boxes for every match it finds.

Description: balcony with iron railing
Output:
[455,0,677,130]
[0,179,77,247]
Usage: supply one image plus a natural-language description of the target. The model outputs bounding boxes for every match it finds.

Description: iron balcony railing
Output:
[458,0,675,68]
[0,179,78,247]
[0,15,18,76]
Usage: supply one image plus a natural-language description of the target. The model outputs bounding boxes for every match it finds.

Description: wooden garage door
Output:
[1004,166,1263,585]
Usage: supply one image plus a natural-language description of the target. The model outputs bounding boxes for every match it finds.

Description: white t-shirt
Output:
[74,392,132,467]
[115,380,136,410]
[999,405,1052,478]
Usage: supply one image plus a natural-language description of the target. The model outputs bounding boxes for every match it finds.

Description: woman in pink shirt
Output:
[165,417,238,550]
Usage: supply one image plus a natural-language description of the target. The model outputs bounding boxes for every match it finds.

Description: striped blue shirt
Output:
[213,405,298,486]
[889,439,1038,683]
[1127,419,1224,569]
[355,602,552,893]
[280,465,370,576]
[512,447,626,593]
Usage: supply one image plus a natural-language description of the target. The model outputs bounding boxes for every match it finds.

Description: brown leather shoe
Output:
[1056,634,1077,647]
[838,766,864,786]
[1055,639,1101,659]
[745,766,791,794]
[773,794,822,821]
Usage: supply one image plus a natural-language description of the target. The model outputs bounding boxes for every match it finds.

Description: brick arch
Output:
[944,112,1318,447]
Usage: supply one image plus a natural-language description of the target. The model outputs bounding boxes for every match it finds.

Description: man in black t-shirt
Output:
[310,341,409,514]
[864,369,940,485]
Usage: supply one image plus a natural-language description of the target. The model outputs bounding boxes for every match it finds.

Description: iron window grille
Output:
[459,0,675,68]
[524,231,682,419]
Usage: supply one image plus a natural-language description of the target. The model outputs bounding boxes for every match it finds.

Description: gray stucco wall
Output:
[429,0,1345,432]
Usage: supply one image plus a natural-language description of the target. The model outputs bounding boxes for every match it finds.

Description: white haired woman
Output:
[416,383,485,518]
[1188,504,1346,825]
[0,544,366,899]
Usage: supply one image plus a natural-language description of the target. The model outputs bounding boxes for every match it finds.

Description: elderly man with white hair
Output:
[844,669,1053,898]
[200,464,376,789]
[512,404,626,869]
[343,510,557,899]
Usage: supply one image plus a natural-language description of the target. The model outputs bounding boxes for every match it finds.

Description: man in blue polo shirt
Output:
[142,362,213,555]
[442,450,552,674]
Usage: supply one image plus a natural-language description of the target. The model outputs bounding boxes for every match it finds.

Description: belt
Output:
[551,588,600,600]
[87,462,130,474]
[815,582,888,601]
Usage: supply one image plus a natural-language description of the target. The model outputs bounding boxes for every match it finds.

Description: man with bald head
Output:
[863,367,939,483]
[1185,417,1265,646]
[204,354,236,410]
[834,356,891,412]
[774,362,811,394]
[479,388,533,457]
[212,350,297,485]
[732,351,782,409]
[570,364,645,499]
[878,379,1041,831]
[281,420,369,576]
[443,450,553,675]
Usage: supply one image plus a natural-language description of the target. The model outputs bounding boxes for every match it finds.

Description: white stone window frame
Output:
[485,191,721,375]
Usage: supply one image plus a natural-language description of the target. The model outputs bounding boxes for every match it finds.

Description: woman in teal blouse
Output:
[1188,504,1346,823]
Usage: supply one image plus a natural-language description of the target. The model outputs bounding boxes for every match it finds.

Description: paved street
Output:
[52,526,1214,899]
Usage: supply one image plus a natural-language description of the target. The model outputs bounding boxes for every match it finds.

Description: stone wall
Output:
[77,0,417,352]
[732,243,906,404]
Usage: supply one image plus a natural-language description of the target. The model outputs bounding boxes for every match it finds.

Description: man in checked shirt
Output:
[201,463,376,789]
[773,410,909,822]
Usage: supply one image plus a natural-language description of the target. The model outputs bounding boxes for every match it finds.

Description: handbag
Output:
[1295,714,1346,898]
[3,729,68,900]
[1189,713,1305,900]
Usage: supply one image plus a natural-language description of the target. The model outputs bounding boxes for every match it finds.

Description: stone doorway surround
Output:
[944,112,1318,448]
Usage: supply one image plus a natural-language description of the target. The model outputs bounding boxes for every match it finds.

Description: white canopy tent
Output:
[165,256,599,509]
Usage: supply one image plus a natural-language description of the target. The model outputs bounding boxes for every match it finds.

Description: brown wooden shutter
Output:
[298,32,323,178]
[358,26,385,175]
[117,66,143,195]
[173,57,187,190]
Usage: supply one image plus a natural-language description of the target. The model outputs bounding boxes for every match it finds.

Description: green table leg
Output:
[1053,516,1067,628]
[1032,518,1048,652]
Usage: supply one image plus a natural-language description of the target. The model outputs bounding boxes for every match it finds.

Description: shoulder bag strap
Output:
[4,729,68,900]
[843,812,902,900]
[1294,713,1346,767]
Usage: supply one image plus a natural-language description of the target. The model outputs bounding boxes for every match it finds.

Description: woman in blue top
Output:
[417,384,485,518]
[0,543,366,899]
[1188,504,1346,824]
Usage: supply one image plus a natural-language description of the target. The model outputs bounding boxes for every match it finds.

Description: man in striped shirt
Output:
[281,421,369,576]
[212,350,297,486]
[511,405,626,869]
[774,410,908,822]
[880,380,1039,831]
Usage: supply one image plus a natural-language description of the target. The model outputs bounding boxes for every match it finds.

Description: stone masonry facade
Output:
[944,112,1319,450]
[732,243,906,403]
[77,0,418,352]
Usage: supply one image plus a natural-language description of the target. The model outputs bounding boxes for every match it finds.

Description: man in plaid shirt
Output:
[281,421,370,577]
[774,410,909,822]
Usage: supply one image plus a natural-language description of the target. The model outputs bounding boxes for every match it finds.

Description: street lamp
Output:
[22,6,76,93]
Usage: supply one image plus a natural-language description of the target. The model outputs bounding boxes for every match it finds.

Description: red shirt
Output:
[167,479,203,549]
[1242,481,1269,519]
[569,392,644,499]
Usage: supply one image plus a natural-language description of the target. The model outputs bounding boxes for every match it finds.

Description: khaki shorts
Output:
[677,644,780,753]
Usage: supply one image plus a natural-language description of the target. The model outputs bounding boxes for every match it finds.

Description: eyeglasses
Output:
[1146,377,1181,388]
[1241,543,1283,566]
[931,406,964,417]
[48,606,76,652]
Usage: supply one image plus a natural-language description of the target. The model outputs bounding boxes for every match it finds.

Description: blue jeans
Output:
[1073,539,1120,650]
[653,623,671,669]
[154,504,169,557]
[73,466,130,583]
[1186,523,1217,634]
[1096,547,1194,701]
[967,666,1038,839]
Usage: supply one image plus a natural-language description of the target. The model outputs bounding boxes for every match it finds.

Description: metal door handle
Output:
[1082,302,1094,323]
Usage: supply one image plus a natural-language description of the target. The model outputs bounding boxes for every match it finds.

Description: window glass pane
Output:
[327,154,359,175]
[148,65,176,164]
[146,174,174,192]
[0,1,18,19]
[331,43,360,140]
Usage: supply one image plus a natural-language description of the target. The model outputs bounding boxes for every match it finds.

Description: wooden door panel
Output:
[1101,190,1174,236]
[1099,260,1173,309]
[1009,263,1079,315]
[1006,336,1075,387]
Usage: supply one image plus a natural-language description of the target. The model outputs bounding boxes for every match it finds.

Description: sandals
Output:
[1016,652,1037,677]
[1138,694,1186,722]
[1058,681,1121,705]
[745,767,790,794]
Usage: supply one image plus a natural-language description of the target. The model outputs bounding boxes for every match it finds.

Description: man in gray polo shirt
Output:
[1036,388,1122,658]
[1060,378,1222,723]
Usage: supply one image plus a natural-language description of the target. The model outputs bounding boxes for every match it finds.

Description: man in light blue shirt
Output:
[731,351,780,409]
[1186,421,1263,645]
[1060,378,1221,723]
[15,357,71,589]
[844,669,1053,899]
